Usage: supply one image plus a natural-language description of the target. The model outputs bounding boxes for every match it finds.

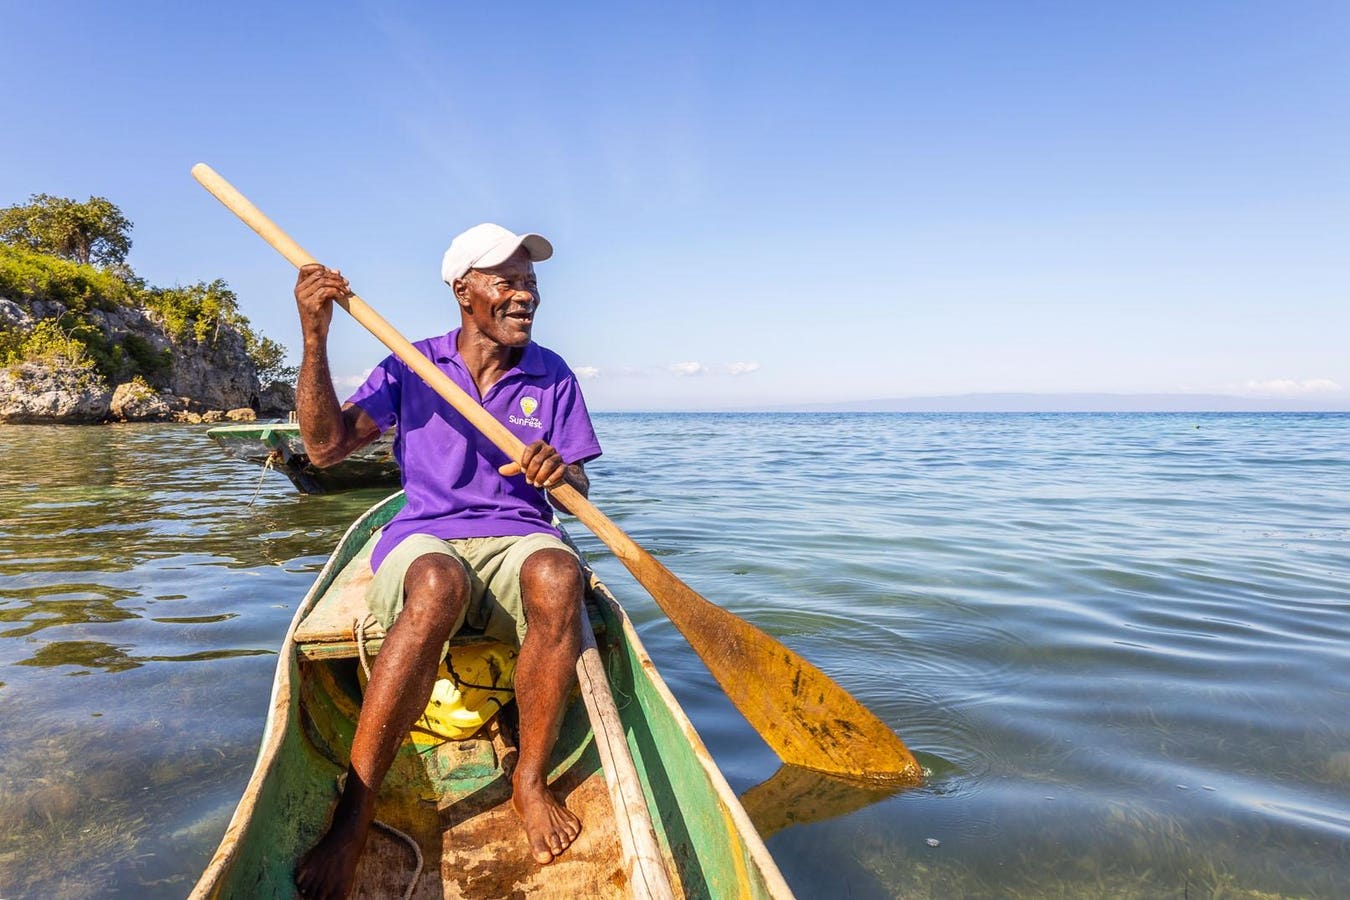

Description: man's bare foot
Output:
[295,817,368,900]
[511,776,581,864]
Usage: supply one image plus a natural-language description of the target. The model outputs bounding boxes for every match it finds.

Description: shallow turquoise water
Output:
[0,414,1347,898]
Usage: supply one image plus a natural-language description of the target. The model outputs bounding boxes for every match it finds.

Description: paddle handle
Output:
[191,164,318,270]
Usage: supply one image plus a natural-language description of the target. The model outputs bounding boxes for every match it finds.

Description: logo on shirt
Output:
[510,395,543,429]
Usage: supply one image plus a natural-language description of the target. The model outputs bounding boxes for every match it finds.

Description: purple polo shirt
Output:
[346,329,602,572]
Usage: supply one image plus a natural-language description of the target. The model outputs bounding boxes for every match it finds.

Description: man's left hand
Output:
[499,440,567,489]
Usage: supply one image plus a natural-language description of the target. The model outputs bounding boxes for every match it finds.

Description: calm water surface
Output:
[0,414,1347,898]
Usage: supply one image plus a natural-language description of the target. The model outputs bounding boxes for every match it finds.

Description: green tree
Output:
[0,244,133,311]
[142,277,296,382]
[244,332,298,384]
[142,278,239,345]
[0,194,133,267]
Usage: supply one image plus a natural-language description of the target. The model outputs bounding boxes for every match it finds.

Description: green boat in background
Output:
[206,422,400,494]
[191,492,792,899]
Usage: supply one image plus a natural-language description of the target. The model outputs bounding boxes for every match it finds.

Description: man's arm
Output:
[294,264,380,467]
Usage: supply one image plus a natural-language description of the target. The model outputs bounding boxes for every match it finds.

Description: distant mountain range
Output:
[773,393,1350,413]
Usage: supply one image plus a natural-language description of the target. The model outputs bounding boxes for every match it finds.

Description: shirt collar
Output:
[440,328,545,377]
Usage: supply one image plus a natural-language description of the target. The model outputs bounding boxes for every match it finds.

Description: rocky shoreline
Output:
[0,353,294,425]
[0,360,295,424]
[0,359,291,425]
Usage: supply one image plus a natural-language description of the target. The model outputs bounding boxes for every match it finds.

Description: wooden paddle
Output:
[191,163,922,783]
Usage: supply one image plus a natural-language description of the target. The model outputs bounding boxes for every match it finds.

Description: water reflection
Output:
[0,585,139,638]
[150,613,237,624]
[12,639,275,672]
[16,639,141,673]
[739,763,904,839]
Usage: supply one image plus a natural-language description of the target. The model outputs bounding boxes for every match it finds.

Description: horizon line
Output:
[588,391,1350,414]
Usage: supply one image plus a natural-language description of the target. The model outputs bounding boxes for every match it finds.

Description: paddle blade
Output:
[615,539,923,782]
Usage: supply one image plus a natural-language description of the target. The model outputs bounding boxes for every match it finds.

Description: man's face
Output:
[456,247,540,348]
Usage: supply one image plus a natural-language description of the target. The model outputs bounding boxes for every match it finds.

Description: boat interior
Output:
[285,534,635,899]
[195,498,789,900]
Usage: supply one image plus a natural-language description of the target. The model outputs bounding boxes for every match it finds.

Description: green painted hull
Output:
[206,423,400,494]
[192,493,792,898]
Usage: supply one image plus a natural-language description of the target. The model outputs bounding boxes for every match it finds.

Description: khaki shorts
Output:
[366,531,578,649]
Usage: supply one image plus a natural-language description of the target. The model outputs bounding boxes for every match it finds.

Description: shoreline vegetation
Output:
[0,193,296,425]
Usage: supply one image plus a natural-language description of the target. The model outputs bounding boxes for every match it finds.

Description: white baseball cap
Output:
[441,223,553,286]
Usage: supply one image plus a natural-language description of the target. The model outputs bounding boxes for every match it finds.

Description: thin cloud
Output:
[336,369,374,389]
[667,361,760,377]
[589,362,762,379]
[1241,378,1342,396]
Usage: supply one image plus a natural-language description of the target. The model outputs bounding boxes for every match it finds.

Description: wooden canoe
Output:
[206,423,401,494]
[191,492,793,899]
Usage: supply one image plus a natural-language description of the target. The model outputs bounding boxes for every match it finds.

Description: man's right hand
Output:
[295,263,351,342]
[294,263,377,467]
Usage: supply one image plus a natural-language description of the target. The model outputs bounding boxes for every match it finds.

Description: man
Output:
[292,224,601,900]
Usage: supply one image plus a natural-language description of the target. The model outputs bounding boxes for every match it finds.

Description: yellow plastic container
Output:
[359,641,518,745]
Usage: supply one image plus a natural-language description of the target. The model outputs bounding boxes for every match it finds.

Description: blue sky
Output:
[2,1,1347,410]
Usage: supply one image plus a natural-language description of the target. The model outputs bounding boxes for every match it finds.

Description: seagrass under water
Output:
[0,413,1346,898]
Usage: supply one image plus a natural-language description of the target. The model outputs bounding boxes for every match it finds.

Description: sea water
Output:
[0,414,1346,898]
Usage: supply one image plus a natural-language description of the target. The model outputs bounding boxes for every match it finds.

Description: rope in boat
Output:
[605,633,632,711]
[246,452,277,508]
[583,572,632,711]
[349,615,424,900]
[372,819,423,900]
[354,614,376,680]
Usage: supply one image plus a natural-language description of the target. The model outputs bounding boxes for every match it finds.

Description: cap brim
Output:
[474,233,553,270]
